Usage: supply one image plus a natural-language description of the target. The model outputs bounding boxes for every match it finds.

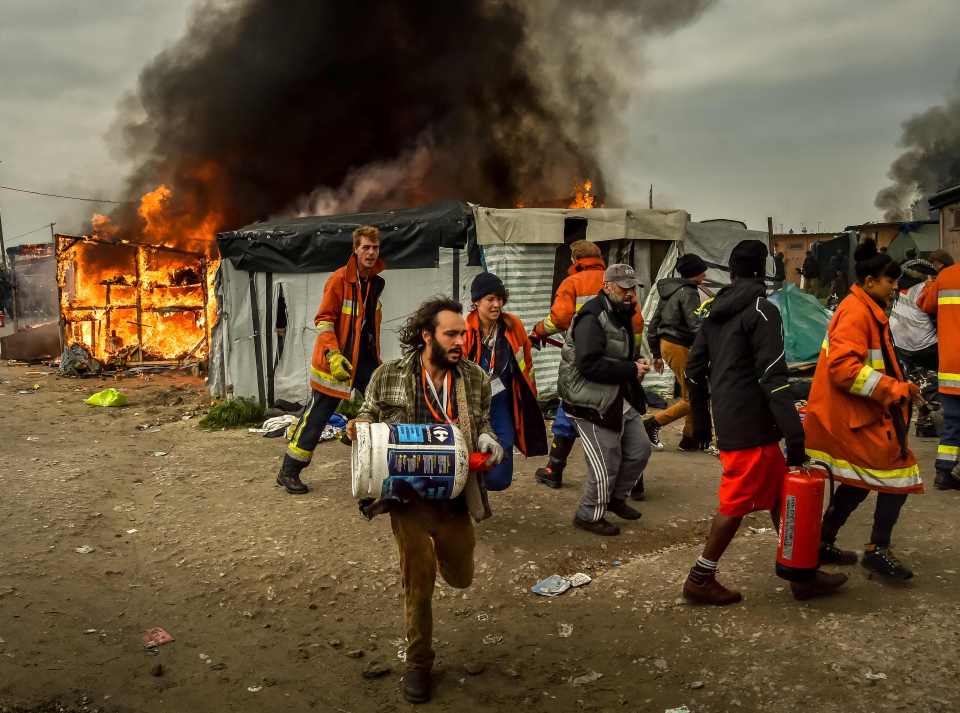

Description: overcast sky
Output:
[1,0,957,250]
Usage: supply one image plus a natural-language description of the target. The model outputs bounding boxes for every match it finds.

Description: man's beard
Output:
[607,293,636,316]
[429,340,460,369]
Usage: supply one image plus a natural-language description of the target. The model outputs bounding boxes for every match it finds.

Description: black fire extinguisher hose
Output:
[806,458,836,509]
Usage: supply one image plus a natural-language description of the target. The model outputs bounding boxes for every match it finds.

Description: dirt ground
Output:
[0,363,958,713]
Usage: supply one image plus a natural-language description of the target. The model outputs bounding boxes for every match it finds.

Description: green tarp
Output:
[768,284,831,366]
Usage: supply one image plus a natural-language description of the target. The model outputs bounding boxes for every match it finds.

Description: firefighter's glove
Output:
[785,440,808,468]
[328,350,353,382]
[528,330,543,351]
[478,433,504,467]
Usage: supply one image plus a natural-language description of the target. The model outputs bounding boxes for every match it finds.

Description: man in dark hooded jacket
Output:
[681,240,847,605]
[644,253,708,452]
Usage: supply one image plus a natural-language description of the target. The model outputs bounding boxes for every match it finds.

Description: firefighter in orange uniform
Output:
[917,249,960,490]
[463,272,548,491]
[530,240,645,491]
[276,225,385,494]
[805,240,922,580]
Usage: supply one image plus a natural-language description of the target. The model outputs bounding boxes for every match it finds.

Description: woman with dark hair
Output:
[463,273,547,490]
[804,239,922,580]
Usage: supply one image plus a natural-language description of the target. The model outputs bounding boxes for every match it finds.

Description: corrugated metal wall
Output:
[481,244,562,400]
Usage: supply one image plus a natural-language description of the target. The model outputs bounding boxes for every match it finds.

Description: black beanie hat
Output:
[729,240,768,278]
[471,272,506,303]
[676,253,708,279]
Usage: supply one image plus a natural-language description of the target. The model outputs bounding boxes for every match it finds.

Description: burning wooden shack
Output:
[56,234,212,366]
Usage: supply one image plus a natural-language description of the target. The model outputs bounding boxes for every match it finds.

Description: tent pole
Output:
[264,272,274,407]
[452,248,460,301]
[247,271,266,406]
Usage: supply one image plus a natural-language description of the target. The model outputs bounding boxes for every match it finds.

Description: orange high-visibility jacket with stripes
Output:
[534,255,644,346]
[309,255,385,399]
[918,263,960,395]
[804,284,922,493]
[464,310,548,457]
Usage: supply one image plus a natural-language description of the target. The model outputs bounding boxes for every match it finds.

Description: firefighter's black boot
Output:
[535,435,574,489]
[276,455,309,494]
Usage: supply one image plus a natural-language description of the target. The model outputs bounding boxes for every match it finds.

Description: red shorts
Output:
[717,443,787,517]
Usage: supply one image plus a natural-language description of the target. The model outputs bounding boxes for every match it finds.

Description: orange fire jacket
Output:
[309,255,385,399]
[464,310,548,457]
[804,284,921,493]
[533,256,643,345]
[918,263,960,396]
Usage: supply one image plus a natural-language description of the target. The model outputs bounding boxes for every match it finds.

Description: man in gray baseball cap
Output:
[556,263,653,535]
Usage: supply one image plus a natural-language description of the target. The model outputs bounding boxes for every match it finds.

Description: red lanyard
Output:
[421,363,454,424]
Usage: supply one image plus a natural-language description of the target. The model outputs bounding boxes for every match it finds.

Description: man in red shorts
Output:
[683,240,847,604]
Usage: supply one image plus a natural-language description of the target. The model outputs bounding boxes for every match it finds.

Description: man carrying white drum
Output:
[347,296,503,705]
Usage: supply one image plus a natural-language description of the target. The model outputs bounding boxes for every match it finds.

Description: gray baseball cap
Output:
[604,263,642,289]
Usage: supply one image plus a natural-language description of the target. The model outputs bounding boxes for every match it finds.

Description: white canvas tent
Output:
[210,202,687,406]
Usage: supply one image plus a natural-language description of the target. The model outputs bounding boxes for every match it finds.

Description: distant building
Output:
[772,232,836,287]
[929,184,960,257]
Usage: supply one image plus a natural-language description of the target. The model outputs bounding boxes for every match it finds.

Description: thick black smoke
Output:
[110,0,715,236]
[876,75,960,221]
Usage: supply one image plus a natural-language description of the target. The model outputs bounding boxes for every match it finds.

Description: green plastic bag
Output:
[85,388,128,407]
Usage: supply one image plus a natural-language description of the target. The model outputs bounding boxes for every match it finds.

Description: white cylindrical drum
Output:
[351,422,469,501]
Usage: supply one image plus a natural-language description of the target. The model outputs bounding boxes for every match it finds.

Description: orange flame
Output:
[569,180,596,209]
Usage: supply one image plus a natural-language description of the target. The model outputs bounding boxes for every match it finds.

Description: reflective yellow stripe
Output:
[867,349,884,370]
[515,348,526,373]
[938,297,960,305]
[821,337,829,355]
[939,372,960,389]
[542,315,559,335]
[341,299,355,315]
[937,445,960,462]
[850,365,882,397]
[310,365,352,396]
[316,320,335,334]
[805,449,921,490]
[286,443,313,462]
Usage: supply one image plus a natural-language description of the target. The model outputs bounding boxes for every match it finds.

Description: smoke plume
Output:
[876,75,960,221]
[109,0,715,238]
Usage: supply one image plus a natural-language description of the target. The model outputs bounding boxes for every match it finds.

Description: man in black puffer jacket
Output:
[681,240,847,606]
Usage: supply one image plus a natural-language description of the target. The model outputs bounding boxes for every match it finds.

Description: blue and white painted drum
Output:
[351,422,469,501]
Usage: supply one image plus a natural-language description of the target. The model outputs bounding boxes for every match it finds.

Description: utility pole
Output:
[0,207,7,270]
[648,184,653,209]
[0,160,5,269]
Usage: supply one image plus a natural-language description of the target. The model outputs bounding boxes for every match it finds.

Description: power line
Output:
[0,184,130,204]
[9,223,54,241]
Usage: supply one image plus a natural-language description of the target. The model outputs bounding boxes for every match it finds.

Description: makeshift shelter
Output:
[0,243,60,360]
[640,219,775,395]
[211,202,688,405]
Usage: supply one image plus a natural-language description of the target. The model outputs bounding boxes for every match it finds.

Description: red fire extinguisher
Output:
[776,460,834,581]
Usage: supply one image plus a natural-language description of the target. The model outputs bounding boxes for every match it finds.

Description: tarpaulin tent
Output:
[212,203,688,405]
[212,201,482,406]
[767,284,831,366]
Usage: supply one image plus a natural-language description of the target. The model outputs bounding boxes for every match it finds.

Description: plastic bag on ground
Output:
[85,388,128,407]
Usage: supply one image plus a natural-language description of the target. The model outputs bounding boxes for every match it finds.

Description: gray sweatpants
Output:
[572,408,652,522]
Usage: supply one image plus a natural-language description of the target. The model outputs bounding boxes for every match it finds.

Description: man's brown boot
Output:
[682,571,742,605]
[402,668,431,704]
[790,570,848,601]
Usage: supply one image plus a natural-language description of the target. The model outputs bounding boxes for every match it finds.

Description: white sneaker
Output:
[703,445,720,458]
